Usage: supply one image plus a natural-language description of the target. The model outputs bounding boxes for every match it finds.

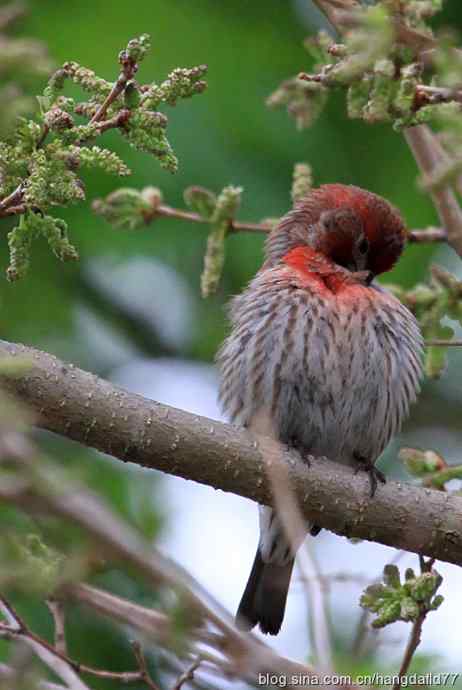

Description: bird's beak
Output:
[351,269,375,286]
[365,270,375,286]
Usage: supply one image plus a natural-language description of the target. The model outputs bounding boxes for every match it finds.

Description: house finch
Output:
[217,184,423,635]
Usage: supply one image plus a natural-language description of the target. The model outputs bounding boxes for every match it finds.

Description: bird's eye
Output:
[358,237,369,254]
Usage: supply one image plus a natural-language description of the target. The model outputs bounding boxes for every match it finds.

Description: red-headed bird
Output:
[217,185,423,635]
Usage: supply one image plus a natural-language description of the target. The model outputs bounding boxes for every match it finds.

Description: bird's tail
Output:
[236,548,294,635]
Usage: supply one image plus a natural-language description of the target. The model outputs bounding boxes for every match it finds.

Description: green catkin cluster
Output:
[291,163,313,203]
[141,65,208,109]
[267,78,327,130]
[269,0,459,135]
[0,33,208,280]
[7,211,78,281]
[92,186,163,231]
[199,185,243,298]
[69,145,131,177]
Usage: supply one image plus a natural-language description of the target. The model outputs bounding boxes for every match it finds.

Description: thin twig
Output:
[0,619,90,690]
[0,434,341,689]
[145,202,272,234]
[415,84,462,107]
[1,592,166,690]
[405,125,462,258]
[147,202,446,244]
[407,227,447,243]
[68,583,172,640]
[351,551,407,660]
[292,572,371,588]
[93,108,131,134]
[311,0,358,34]
[132,641,162,690]
[172,656,203,690]
[392,612,426,690]
[90,48,138,124]
[300,545,334,671]
[391,557,436,690]
[46,598,67,656]
[67,582,225,690]
[0,203,27,217]
[0,184,24,211]
[0,594,27,629]
[425,340,462,347]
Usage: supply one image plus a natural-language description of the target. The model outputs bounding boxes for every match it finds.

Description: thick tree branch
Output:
[0,339,462,567]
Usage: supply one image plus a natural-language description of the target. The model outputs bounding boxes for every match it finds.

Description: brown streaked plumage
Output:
[217,185,422,635]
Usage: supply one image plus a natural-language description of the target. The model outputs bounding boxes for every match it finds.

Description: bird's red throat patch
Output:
[282,246,364,296]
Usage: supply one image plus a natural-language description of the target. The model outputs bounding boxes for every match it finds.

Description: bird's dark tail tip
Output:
[236,549,294,635]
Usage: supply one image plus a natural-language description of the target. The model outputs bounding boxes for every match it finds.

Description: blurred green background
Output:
[1,1,462,687]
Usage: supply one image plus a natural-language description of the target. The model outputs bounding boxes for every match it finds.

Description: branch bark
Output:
[404,125,462,259]
[140,199,446,243]
[0,339,462,567]
[0,597,90,690]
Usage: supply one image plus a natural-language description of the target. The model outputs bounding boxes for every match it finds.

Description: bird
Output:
[216,184,423,636]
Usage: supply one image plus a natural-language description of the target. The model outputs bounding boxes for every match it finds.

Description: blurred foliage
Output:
[0,1,54,134]
[400,445,462,489]
[390,264,462,377]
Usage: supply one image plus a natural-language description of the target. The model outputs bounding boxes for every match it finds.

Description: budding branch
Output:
[1,339,462,567]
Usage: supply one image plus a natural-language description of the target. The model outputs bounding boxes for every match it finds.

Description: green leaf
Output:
[184,186,217,219]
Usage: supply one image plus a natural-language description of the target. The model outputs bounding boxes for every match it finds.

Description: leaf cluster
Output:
[389,264,462,377]
[360,563,443,629]
[268,1,448,127]
[0,33,208,280]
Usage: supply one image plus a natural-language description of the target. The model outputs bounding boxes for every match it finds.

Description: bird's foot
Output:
[353,452,386,498]
[286,439,311,467]
[300,449,312,468]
